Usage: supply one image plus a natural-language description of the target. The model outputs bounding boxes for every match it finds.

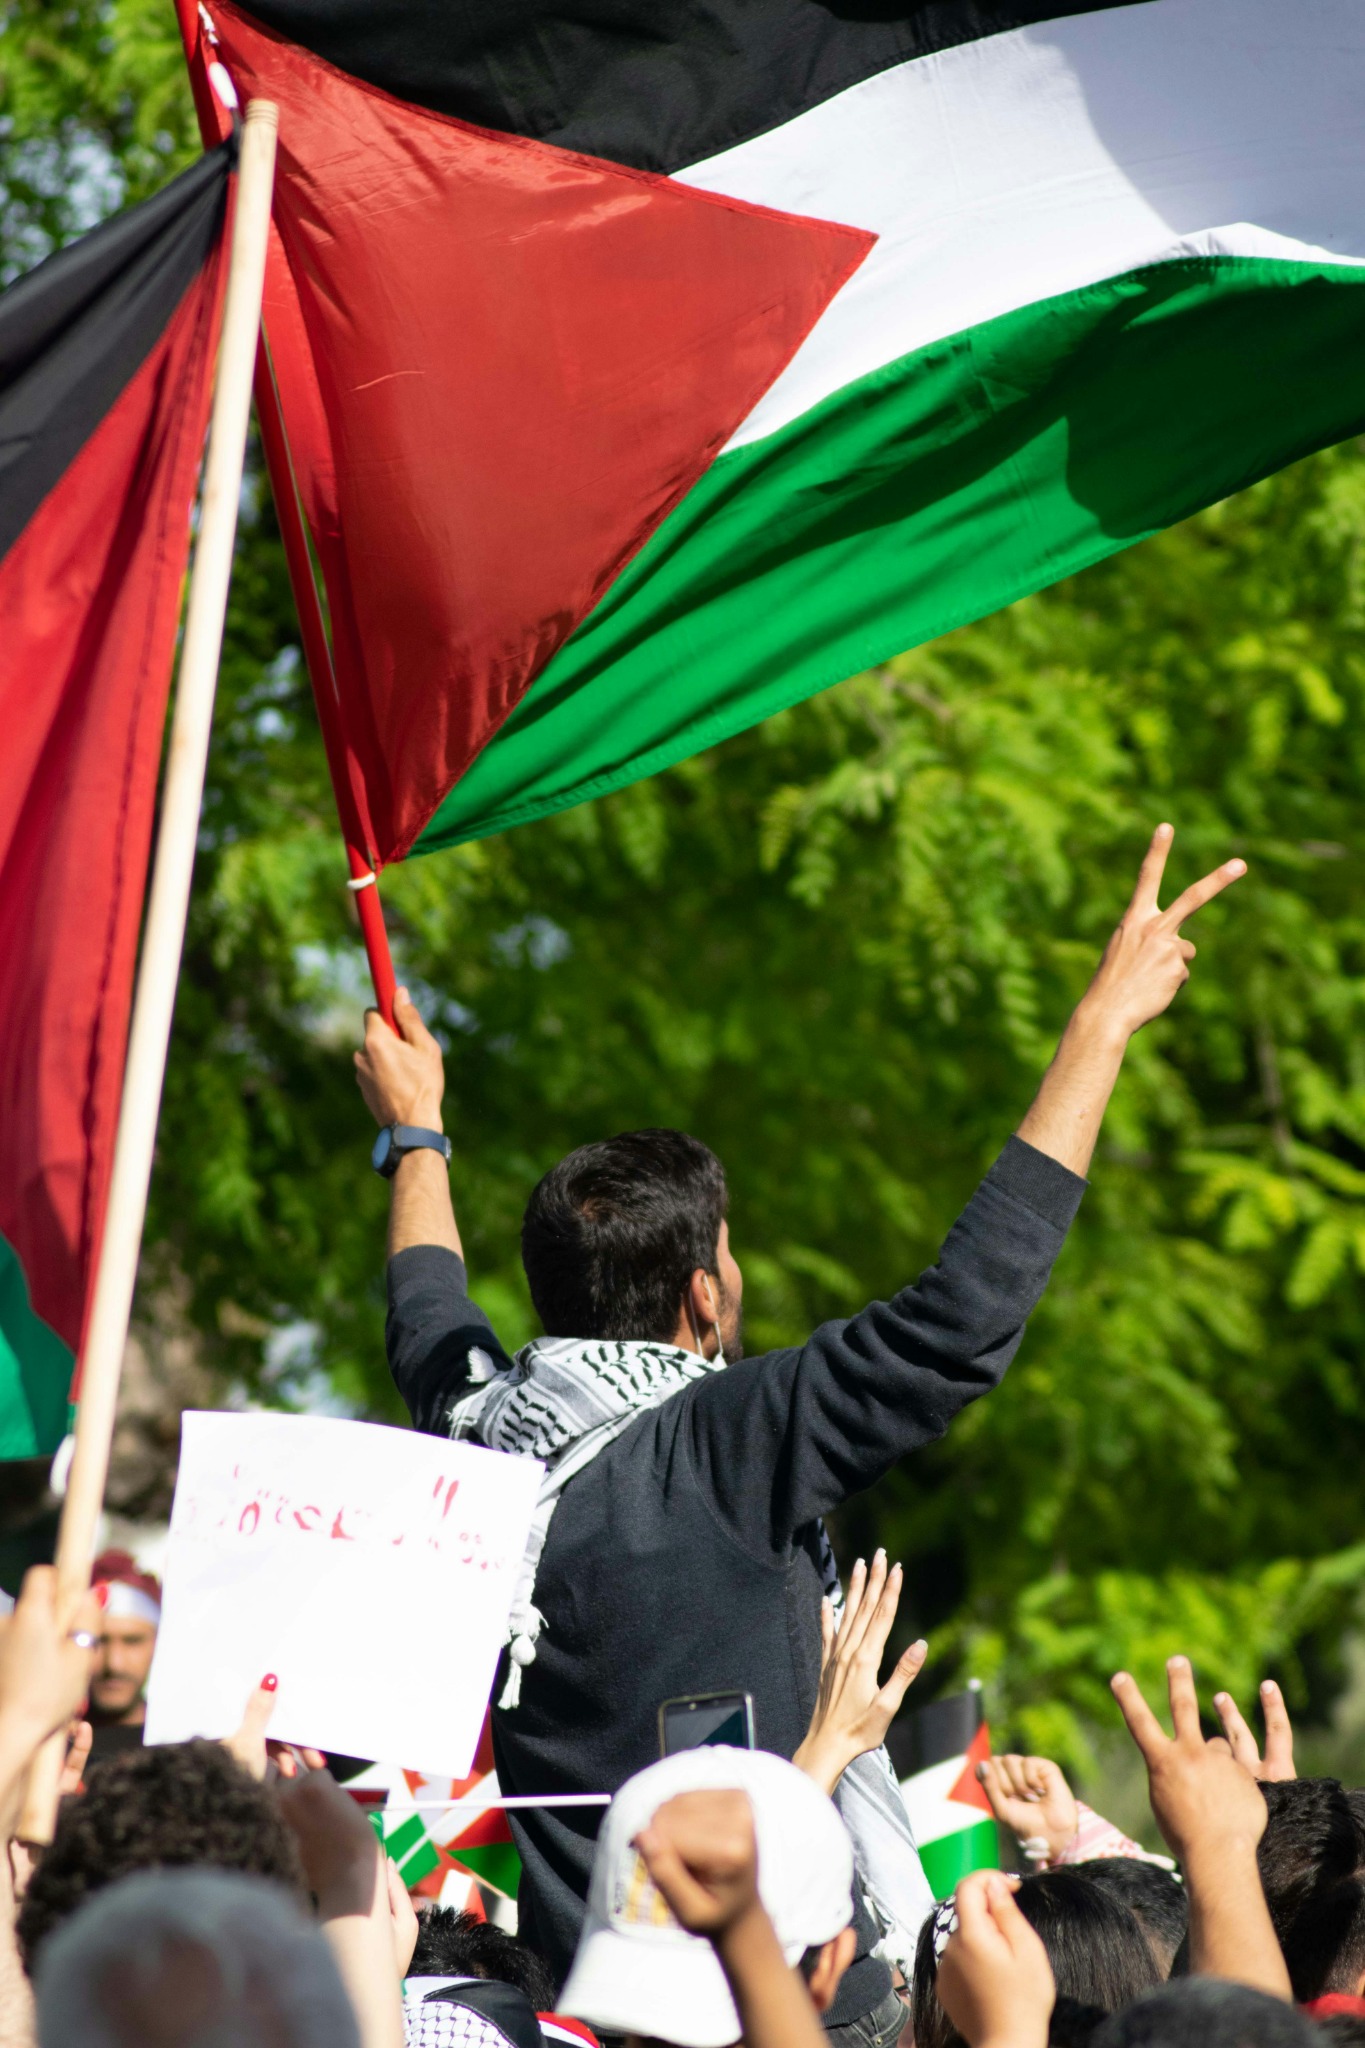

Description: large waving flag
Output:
[0,149,232,1459]
[191,0,1365,859]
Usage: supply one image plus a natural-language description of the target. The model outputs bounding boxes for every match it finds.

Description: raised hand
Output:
[633,1789,760,1939]
[976,1753,1078,1862]
[384,1854,419,1979]
[1083,824,1246,1040]
[1017,825,1246,1177]
[638,1791,838,2048]
[1110,1656,1267,1865]
[222,1674,327,1783]
[1213,1682,1296,1783]
[936,1869,1054,2048]
[1110,1656,1290,1998]
[354,985,445,1130]
[0,1567,101,1752]
[277,1767,386,1920]
[793,1550,927,1795]
[278,1769,406,2048]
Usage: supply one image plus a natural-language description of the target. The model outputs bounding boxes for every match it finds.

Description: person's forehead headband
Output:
[100,1582,161,1625]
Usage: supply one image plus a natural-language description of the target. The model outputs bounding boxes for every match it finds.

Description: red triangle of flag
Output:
[206,3,873,862]
[447,1803,515,1852]
[948,1720,995,1814]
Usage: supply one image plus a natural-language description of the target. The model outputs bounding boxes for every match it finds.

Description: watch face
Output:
[371,1127,394,1175]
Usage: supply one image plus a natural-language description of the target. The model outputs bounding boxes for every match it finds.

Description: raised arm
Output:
[687,826,1246,1542]
[1016,823,1245,1175]
[354,985,461,1262]
[1111,1657,1290,1999]
[355,988,516,1435]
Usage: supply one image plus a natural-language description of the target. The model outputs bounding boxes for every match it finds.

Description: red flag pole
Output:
[251,351,399,1029]
[17,100,279,1845]
[175,0,399,1031]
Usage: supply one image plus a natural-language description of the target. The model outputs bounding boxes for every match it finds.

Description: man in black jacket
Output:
[357,826,1243,2038]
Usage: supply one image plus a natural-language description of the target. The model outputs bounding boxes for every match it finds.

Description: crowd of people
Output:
[6,823,1312,2048]
[3,1542,1365,2048]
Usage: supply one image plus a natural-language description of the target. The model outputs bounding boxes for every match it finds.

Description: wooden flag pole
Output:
[16,99,279,1845]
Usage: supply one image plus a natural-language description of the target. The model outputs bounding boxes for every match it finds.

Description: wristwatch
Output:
[371,1124,452,1179]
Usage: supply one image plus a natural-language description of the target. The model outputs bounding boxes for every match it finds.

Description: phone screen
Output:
[658,1692,755,1756]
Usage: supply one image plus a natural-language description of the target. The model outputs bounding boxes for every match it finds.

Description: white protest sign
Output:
[143,1411,542,1777]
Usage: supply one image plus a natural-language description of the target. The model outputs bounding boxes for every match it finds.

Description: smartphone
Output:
[658,1690,756,1757]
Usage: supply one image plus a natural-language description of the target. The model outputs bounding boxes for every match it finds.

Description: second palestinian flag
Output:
[895,1690,1000,1901]
[0,149,231,1459]
[186,0,1365,858]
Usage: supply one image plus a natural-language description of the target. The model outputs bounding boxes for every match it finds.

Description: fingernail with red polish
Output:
[261,1674,278,1693]
[94,1582,109,1609]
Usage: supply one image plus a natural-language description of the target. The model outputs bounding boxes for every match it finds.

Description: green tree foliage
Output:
[7,0,1365,1782]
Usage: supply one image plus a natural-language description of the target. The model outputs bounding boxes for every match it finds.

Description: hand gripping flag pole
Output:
[16,100,279,1846]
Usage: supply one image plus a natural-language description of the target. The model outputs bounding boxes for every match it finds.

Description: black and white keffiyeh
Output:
[448,1334,934,1968]
[447,1335,726,1706]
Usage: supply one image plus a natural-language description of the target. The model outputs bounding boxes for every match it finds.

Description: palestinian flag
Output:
[0,149,232,1460]
[353,1714,523,1901]
[181,0,1365,862]
[894,1689,1000,1900]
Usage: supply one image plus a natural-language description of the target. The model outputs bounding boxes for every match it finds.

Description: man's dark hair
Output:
[1081,1858,1188,1975]
[17,1740,305,1970]
[1091,1979,1316,2048]
[521,1130,727,1341]
[1013,1869,1164,2010]
[1258,1779,1365,1999]
[911,1868,1160,2048]
[410,1906,557,2010]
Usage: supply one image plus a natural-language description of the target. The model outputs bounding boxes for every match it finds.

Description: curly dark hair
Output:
[18,1740,306,1971]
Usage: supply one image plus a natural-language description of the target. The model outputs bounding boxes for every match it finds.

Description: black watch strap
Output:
[372,1123,452,1179]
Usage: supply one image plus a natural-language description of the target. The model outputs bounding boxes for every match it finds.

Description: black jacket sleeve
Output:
[385,1246,514,1437]
[682,1135,1086,1553]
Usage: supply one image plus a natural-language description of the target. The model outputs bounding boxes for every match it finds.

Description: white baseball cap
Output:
[560,1748,854,2048]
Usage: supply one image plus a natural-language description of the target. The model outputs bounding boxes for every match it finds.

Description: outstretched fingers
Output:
[1127,823,1175,916]
[1162,858,1247,931]
[877,1635,927,1720]
[1213,1691,1261,1773]
[860,1555,903,1664]
[1261,1681,1296,1780]
[1165,1656,1203,1744]
[833,1556,872,1662]
[1110,1670,1169,1763]
[817,1595,836,1675]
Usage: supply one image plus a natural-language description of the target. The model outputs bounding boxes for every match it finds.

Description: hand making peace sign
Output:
[1017,824,1247,1176]
[1085,823,1246,1039]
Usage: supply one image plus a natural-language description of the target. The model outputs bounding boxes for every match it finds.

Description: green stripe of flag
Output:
[920,1818,1000,1901]
[418,253,1365,852]
[0,1229,74,1461]
[379,1809,442,1883]
[447,1839,522,1901]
